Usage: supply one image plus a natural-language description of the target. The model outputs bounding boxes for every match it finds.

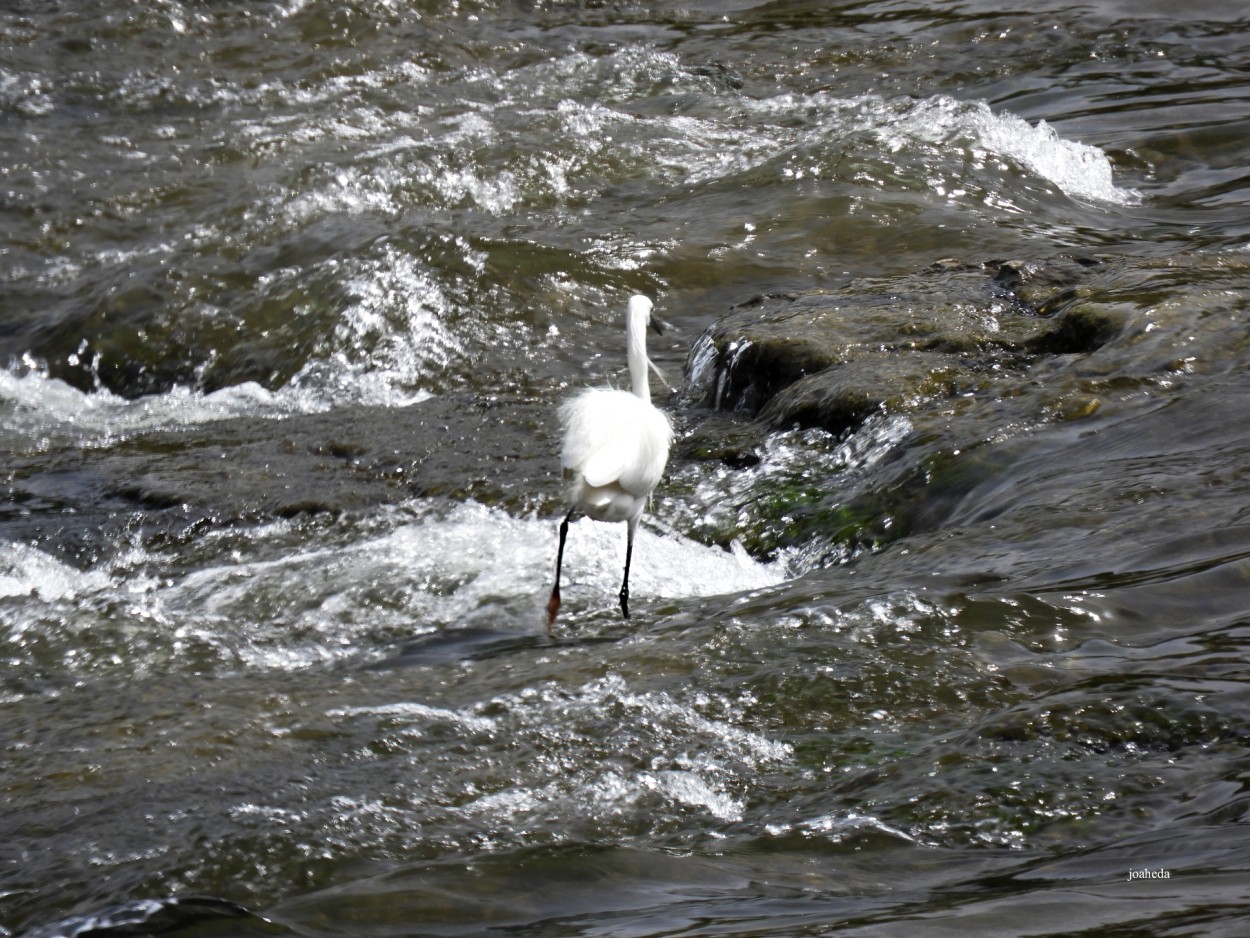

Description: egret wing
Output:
[559,389,672,496]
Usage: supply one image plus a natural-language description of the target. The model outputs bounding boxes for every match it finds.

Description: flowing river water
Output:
[3,1,1250,935]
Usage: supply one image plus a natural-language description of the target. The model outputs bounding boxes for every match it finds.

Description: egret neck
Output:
[626,295,655,402]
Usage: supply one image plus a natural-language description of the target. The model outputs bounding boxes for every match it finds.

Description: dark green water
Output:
[3,2,1250,935]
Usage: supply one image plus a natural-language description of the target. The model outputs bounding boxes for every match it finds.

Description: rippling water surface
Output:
[4,2,1250,936]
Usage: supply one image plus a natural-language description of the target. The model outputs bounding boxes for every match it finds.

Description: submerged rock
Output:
[685,254,1124,436]
[2,395,559,562]
[676,251,1250,563]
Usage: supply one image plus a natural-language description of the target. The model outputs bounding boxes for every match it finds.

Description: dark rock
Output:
[685,254,1125,435]
[2,395,560,562]
[758,354,964,435]
[1026,303,1126,355]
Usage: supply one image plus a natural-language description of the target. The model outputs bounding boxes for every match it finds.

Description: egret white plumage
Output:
[546,294,673,630]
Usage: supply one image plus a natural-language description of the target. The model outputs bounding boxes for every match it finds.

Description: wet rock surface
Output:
[12,251,1248,572]
[685,254,1135,436]
[675,251,1250,560]
[3,396,558,562]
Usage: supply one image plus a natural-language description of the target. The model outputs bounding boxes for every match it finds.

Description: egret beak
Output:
[649,315,668,336]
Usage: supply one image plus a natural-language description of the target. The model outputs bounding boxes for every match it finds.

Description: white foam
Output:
[602,673,793,765]
[528,512,786,618]
[0,240,462,447]
[280,163,409,224]
[40,501,784,675]
[458,673,790,831]
[866,94,1138,204]
[611,768,744,821]
[326,701,496,733]
[910,95,1138,204]
[284,243,462,409]
[0,541,110,603]
[339,501,785,626]
[765,811,918,844]
[743,91,1138,205]
[0,367,301,451]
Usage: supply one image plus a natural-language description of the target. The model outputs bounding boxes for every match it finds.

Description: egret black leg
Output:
[546,510,574,634]
[619,519,636,619]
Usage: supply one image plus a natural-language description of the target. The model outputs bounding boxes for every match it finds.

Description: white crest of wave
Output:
[879,94,1140,205]
[744,90,1138,205]
[0,367,293,450]
[591,767,745,822]
[60,502,787,674]
[0,541,110,603]
[479,57,1140,206]
[345,502,785,627]
[286,243,462,408]
[0,242,463,446]
[0,363,429,453]
[326,700,496,733]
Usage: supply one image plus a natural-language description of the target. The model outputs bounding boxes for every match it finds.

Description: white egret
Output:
[547,294,673,630]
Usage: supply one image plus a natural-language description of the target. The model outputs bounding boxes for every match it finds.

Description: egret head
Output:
[627,293,666,336]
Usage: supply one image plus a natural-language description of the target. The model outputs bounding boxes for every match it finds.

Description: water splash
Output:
[671,413,913,574]
[892,95,1141,205]
[0,366,293,452]
[285,243,464,408]
[0,239,465,448]
[748,91,1140,206]
[0,501,785,681]
[453,672,791,834]
[0,541,110,604]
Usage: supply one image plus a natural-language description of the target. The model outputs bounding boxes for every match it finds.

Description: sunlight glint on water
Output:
[4,2,1250,935]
